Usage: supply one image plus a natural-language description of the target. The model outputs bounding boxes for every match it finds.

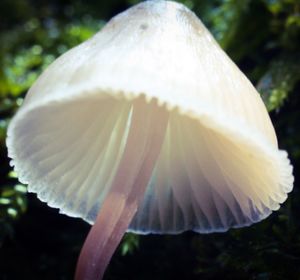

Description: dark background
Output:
[0,0,300,279]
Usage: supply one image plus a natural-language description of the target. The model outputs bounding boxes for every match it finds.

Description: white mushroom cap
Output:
[7,0,293,234]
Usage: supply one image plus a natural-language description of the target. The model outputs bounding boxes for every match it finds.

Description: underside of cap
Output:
[7,92,294,234]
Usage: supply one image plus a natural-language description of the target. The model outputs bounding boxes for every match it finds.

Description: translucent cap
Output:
[7,0,294,234]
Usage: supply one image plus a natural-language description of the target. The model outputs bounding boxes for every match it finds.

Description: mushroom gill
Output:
[6,1,294,280]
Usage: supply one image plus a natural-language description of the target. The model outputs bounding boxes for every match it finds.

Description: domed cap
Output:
[7,0,293,234]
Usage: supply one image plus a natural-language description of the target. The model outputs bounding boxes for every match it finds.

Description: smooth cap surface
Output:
[7,0,294,233]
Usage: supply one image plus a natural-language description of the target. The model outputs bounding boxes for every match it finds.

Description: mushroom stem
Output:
[75,97,169,280]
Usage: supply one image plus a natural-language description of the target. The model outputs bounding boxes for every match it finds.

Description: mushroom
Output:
[6,1,294,279]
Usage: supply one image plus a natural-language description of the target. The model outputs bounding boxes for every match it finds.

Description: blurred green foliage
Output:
[0,0,299,279]
[258,54,300,111]
[120,233,140,256]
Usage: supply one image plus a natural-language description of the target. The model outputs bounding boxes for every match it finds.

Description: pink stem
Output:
[75,98,169,280]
